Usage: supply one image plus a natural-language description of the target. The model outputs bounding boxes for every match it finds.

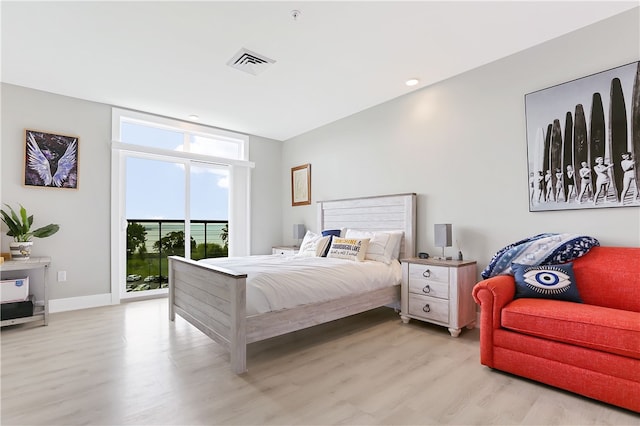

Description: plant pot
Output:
[9,241,33,260]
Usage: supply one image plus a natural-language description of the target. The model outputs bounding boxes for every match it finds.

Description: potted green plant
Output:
[0,204,59,260]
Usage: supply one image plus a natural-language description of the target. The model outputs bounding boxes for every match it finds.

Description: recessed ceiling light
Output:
[405,78,419,87]
[188,115,199,121]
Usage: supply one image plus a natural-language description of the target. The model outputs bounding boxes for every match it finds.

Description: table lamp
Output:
[293,224,306,247]
[434,223,452,260]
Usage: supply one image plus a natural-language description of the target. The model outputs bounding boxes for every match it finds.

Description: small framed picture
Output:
[291,163,311,206]
[24,129,79,189]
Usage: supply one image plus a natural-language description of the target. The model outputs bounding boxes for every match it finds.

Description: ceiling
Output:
[2,1,638,141]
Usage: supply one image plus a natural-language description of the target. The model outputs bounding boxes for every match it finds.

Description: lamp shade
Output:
[293,224,306,240]
[434,224,452,248]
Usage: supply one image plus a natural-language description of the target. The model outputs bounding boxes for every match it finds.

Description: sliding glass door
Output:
[125,156,185,294]
[189,162,229,260]
[122,156,229,297]
[111,108,249,303]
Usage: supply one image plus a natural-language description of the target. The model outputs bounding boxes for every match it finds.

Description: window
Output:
[110,108,253,301]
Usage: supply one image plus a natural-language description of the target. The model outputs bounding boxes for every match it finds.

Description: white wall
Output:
[1,84,283,308]
[248,135,283,254]
[281,9,640,273]
[1,85,112,303]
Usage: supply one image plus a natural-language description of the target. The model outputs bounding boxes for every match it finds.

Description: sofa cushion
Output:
[501,298,640,359]
[512,262,582,303]
[572,246,640,313]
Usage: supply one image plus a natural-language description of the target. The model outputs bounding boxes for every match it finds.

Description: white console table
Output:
[1,257,50,327]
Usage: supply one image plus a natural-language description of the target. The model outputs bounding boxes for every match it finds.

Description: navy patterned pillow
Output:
[512,262,582,303]
[321,229,342,257]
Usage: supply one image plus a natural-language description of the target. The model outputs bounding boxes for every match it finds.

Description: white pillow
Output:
[326,237,370,262]
[345,229,403,264]
[389,230,404,259]
[296,231,330,257]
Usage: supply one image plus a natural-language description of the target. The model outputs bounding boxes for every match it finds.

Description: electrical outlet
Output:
[58,271,67,282]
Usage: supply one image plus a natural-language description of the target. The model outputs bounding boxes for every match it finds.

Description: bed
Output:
[168,193,416,373]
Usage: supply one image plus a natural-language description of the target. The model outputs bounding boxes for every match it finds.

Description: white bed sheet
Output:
[199,255,402,316]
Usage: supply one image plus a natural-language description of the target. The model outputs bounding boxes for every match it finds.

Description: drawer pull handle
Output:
[422,285,431,294]
[422,269,431,278]
[423,304,431,313]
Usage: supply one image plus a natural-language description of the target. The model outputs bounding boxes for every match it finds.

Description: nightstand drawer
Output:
[408,263,449,285]
[407,294,449,324]
[407,279,449,300]
[272,246,298,256]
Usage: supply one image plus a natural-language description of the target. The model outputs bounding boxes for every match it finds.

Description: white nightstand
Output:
[272,246,299,256]
[400,257,477,337]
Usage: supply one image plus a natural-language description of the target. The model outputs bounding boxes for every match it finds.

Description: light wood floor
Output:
[1,299,637,425]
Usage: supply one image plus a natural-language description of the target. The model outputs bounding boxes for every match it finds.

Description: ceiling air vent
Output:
[227,48,276,76]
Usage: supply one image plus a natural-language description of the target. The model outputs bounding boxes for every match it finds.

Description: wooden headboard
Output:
[316,193,417,260]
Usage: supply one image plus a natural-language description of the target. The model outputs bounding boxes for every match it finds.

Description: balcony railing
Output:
[126,219,228,292]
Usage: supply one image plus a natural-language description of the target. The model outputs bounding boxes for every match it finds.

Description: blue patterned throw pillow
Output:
[481,233,599,279]
[321,229,342,257]
[512,263,582,303]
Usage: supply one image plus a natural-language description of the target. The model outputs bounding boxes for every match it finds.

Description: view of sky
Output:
[122,122,230,221]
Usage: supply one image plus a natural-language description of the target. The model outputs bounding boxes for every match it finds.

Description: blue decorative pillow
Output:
[321,229,342,256]
[481,233,599,279]
[512,263,582,303]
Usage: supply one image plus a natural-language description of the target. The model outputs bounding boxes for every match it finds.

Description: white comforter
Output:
[199,255,402,316]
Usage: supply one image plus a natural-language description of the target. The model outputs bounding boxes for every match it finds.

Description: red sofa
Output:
[472,246,640,412]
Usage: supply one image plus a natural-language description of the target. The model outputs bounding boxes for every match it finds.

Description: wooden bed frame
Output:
[168,193,416,373]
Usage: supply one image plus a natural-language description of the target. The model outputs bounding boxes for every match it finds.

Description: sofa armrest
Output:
[473,275,516,326]
[472,275,516,367]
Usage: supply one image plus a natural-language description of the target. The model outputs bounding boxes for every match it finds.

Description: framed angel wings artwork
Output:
[24,129,79,189]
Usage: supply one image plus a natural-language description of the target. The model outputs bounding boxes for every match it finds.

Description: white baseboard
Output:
[49,293,113,313]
